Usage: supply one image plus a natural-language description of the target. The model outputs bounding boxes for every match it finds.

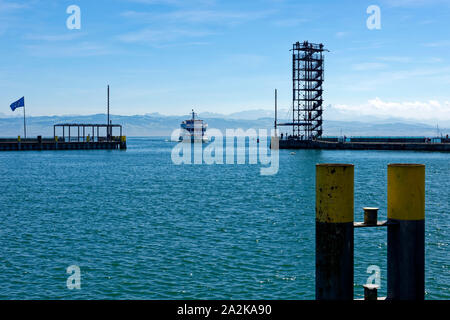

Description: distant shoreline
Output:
[0,114,448,138]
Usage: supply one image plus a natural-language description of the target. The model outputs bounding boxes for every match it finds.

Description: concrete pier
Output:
[0,137,126,151]
[277,139,450,151]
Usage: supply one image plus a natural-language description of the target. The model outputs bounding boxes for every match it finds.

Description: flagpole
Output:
[23,103,26,138]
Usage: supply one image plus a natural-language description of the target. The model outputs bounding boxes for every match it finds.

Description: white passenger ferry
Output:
[179,109,208,142]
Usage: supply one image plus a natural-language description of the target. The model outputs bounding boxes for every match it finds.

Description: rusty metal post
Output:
[316,164,354,300]
[387,164,425,300]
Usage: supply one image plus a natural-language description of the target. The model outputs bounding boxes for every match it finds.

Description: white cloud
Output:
[272,18,308,27]
[376,56,443,63]
[337,65,450,92]
[117,28,214,45]
[352,62,387,71]
[0,0,30,36]
[383,0,449,7]
[126,0,215,5]
[0,0,28,11]
[119,7,273,45]
[224,54,268,68]
[380,66,450,80]
[25,33,84,42]
[335,31,349,38]
[24,42,114,57]
[376,56,413,63]
[121,9,273,25]
[422,40,450,47]
[334,98,450,121]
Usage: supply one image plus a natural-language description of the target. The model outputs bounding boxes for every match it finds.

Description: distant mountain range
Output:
[0,112,448,138]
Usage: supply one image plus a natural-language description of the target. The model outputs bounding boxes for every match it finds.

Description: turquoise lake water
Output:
[0,137,448,299]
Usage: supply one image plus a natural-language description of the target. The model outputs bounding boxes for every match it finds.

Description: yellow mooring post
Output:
[120,135,127,150]
[387,164,425,300]
[316,164,354,300]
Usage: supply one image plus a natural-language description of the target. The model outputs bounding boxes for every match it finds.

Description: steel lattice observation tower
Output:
[277,41,329,140]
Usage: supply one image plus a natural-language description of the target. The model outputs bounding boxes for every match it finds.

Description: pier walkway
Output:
[0,123,126,151]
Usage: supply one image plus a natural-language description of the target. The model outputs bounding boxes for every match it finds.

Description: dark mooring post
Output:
[316,164,354,300]
[387,164,425,300]
[274,89,277,132]
[107,85,110,140]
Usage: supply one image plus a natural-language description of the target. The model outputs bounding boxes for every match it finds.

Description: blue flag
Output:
[10,97,25,111]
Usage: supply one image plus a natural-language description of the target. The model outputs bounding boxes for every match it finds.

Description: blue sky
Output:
[0,0,450,122]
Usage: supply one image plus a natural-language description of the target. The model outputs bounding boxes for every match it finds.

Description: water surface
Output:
[0,137,448,299]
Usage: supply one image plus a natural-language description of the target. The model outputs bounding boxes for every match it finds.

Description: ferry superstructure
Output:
[179,109,208,142]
